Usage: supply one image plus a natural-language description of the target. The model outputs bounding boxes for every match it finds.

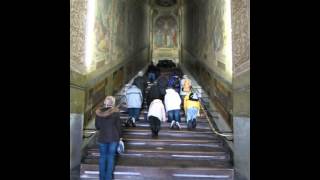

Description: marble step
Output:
[81,164,234,180]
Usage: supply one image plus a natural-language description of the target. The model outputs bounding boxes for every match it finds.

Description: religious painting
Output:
[112,67,124,94]
[153,15,178,49]
[211,0,225,54]
[115,1,126,47]
[112,1,127,60]
[94,0,113,64]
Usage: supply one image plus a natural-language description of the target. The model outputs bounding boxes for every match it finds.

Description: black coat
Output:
[95,107,122,143]
[147,65,157,74]
[147,84,161,106]
[133,76,147,94]
[147,65,160,79]
[157,76,168,96]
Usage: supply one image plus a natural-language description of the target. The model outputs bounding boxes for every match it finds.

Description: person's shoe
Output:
[131,117,136,127]
[192,119,196,128]
[176,122,181,130]
[125,120,130,127]
[151,130,156,137]
[155,128,159,136]
[125,118,132,127]
[187,121,192,130]
[170,121,175,129]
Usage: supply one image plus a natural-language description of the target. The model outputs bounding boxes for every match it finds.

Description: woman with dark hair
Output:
[95,96,122,180]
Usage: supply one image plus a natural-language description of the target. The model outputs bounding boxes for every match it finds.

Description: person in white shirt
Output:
[147,98,166,137]
[164,87,182,129]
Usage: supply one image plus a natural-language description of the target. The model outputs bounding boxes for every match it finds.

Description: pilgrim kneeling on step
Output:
[184,92,200,130]
[147,96,167,137]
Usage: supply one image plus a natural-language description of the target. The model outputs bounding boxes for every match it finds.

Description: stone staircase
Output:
[80,72,234,180]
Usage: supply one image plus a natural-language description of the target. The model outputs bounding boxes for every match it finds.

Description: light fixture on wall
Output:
[84,0,96,73]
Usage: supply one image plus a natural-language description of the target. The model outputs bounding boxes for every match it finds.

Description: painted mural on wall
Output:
[232,0,250,76]
[114,1,126,49]
[183,0,233,82]
[93,0,113,65]
[112,0,148,61]
[70,0,88,74]
[211,0,225,55]
[153,16,177,49]
[71,0,149,75]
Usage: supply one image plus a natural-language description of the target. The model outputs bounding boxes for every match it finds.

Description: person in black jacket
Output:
[147,82,162,107]
[157,74,168,101]
[146,62,159,83]
[95,96,122,180]
[133,71,147,98]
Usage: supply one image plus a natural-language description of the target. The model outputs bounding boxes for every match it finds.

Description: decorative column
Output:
[231,0,250,179]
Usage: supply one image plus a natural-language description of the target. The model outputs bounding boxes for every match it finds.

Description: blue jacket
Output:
[125,85,143,108]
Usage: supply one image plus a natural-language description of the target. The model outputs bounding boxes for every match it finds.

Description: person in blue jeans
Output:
[164,87,182,129]
[125,84,143,125]
[146,62,158,83]
[95,96,122,180]
[127,108,140,122]
[167,109,181,129]
[98,142,118,180]
[184,93,200,130]
[148,72,156,83]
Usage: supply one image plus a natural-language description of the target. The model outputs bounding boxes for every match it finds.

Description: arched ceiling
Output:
[155,0,177,7]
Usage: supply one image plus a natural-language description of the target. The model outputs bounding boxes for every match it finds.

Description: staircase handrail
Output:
[191,87,233,141]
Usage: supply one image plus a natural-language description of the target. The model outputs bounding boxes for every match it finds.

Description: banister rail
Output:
[70,82,86,90]
[191,87,233,141]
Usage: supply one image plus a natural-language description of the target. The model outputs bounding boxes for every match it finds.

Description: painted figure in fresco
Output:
[155,29,163,48]
[98,34,109,52]
[155,16,178,48]
[172,29,177,47]
[167,28,177,48]
[212,3,225,53]
[94,22,104,51]
[213,24,223,52]
[166,33,172,48]
[95,0,112,53]
[163,22,170,48]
